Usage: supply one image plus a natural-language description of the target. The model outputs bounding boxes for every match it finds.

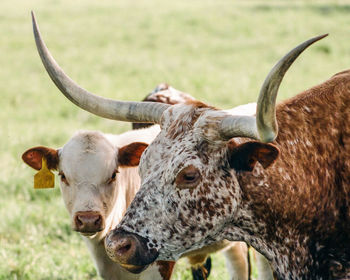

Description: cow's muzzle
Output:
[105,229,159,274]
[73,211,105,233]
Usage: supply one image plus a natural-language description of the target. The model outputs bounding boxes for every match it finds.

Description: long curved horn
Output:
[219,34,328,142]
[31,11,170,124]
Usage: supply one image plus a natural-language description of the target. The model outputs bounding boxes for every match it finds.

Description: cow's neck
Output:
[232,71,350,279]
[107,166,141,231]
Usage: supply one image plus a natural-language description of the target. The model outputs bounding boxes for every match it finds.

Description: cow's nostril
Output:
[95,216,101,226]
[76,216,83,227]
[117,241,132,256]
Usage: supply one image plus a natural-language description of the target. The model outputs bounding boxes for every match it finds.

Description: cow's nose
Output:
[105,229,159,274]
[111,235,136,263]
[73,211,105,233]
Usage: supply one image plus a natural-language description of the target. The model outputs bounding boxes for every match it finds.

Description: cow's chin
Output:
[119,263,149,274]
[80,232,98,238]
[73,227,105,238]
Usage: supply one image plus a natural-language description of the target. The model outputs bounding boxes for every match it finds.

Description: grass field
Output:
[1,0,350,279]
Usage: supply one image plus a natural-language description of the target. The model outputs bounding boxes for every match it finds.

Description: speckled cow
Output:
[32,12,350,279]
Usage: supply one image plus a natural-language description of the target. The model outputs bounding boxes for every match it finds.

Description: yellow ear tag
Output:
[34,157,55,189]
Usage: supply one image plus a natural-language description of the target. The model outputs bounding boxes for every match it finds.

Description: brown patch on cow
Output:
[22,146,59,170]
[187,253,208,266]
[331,69,350,78]
[227,139,238,150]
[118,142,148,167]
[185,100,212,109]
[228,141,279,171]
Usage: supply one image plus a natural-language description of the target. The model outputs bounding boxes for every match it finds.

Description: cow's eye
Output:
[107,170,118,184]
[59,172,69,186]
[183,172,197,181]
[176,165,200,189]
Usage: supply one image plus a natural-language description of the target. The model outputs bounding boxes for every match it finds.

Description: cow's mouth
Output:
[119,263,149,274]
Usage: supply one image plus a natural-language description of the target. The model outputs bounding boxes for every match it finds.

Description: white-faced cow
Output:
[30,13,348,279]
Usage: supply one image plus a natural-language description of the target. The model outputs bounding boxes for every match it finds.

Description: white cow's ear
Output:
[227,140,279,172]
[22,146,59,171]
[118,142,148,167]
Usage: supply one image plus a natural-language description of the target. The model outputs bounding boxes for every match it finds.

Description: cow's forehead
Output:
[141,104,228,168]
[147,102,228,152]
[62,130,115,154]
[59,131,117,180]
[160,103,228,140]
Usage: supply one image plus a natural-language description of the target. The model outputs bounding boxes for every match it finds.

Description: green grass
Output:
[1,0,350,279]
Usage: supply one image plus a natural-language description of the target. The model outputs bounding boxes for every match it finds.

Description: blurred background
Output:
[1,0,350,279]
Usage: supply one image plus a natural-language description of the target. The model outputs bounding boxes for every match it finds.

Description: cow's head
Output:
[22,131,147,239]
[31,12,326,272]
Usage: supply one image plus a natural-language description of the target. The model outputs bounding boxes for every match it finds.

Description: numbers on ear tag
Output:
[34,157,55,189]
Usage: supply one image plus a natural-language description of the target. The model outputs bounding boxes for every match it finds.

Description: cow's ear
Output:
[118,142,148,167]
[227,140,279,172]
[22,146,59,171]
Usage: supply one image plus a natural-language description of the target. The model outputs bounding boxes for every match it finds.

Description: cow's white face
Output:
[58,131,119,237]
[22,131,148,240]
[105,103,278,267]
